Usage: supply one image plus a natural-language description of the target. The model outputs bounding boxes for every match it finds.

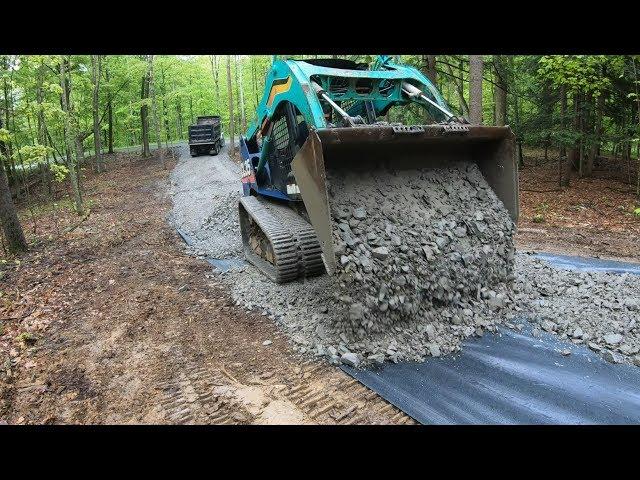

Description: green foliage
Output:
[537,55,622,96]
[16,144,50,165]
[16,332,37,345]
[634,207,640,217]
[50,163,69,182]
[1,54,276,160]
[533,202,549,223]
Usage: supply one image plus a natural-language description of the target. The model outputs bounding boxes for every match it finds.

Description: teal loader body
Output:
[238,56,519,283]
[244,55,450,142]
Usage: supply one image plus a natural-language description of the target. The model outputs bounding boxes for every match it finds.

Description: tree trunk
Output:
[160,66,170,147]
[422,55,437,86]
[565,93,579,180]
[63,56,86,199]
[490,67,496,125]
[558,85,567,187]
[2,58,15,186]
[176,93,183,140]
[577,93,584,176]
[148,55,162,150]
[25,103,35,145]
[251,56,259,107]
[140,55,151,157]
[35,60,52,196]
[634,58,640,198]
[210,55,220,109]
[59,56,84,215]
[237,57,247,132]
[586,92,604,177]
[91,55,104,172]
[469,55,483,124]
[509,57,523,169]
[0,151,27,251]
[540,83,551,168]
[445,60,469,117]
[0,116,27,253]
[493,55,507,126]
[74,133,85,179]
[105,63,114,154]
[189,95,194,126]
[233,56,244,133]
[226,56,235,155]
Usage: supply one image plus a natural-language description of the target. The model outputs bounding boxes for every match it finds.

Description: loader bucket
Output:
[291,124,519,276]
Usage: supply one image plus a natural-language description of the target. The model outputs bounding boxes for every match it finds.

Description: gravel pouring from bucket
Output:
[292,124,519,275]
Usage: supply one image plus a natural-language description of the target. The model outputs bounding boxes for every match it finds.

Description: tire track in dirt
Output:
[156,366,238,425]
[154,348,415,425]
[151,288,414,425]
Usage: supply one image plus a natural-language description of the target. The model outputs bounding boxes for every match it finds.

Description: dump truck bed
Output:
[188,116,224,157]
[189,116,222,145]
[188,124,218,145]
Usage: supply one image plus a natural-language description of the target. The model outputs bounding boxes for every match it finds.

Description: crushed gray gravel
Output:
[324,162,514,340]
[169,145,640,368]
[512,254,640,361]
[167,144,242,259]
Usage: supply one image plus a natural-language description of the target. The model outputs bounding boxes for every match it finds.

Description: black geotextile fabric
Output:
[341,253,640,425]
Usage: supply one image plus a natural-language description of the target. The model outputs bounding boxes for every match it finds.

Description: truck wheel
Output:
[190,148,197,157]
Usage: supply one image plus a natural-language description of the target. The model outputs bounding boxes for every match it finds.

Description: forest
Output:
[1,54,640,255]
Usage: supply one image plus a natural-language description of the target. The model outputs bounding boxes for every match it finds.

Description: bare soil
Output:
[0,150,412,425]
[516,151,640,263]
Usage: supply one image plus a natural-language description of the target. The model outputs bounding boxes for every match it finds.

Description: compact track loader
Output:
[238,56,519,283]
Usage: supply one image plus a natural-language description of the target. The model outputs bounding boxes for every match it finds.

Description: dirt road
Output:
[0,146,412,425]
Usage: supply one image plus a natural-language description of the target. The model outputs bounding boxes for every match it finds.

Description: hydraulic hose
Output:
[256,124,273,173]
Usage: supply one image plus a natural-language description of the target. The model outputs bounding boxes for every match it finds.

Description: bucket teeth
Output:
[238,196,325,283]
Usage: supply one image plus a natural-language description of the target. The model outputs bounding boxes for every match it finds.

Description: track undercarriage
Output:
[238,196,325,283]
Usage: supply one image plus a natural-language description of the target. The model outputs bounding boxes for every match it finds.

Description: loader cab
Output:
[252,101,309,198]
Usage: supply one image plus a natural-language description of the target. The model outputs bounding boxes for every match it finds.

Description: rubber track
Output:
[239,196,325,283]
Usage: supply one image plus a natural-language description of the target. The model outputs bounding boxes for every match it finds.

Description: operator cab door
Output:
[262,102,307,193]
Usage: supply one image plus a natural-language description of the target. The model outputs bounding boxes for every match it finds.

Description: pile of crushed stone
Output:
[192,191,242,258]
[326,162,515,334]
[511,254,640,365]
[225,253,640,368]
[226,162,518,366]
[168,146,243,259]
